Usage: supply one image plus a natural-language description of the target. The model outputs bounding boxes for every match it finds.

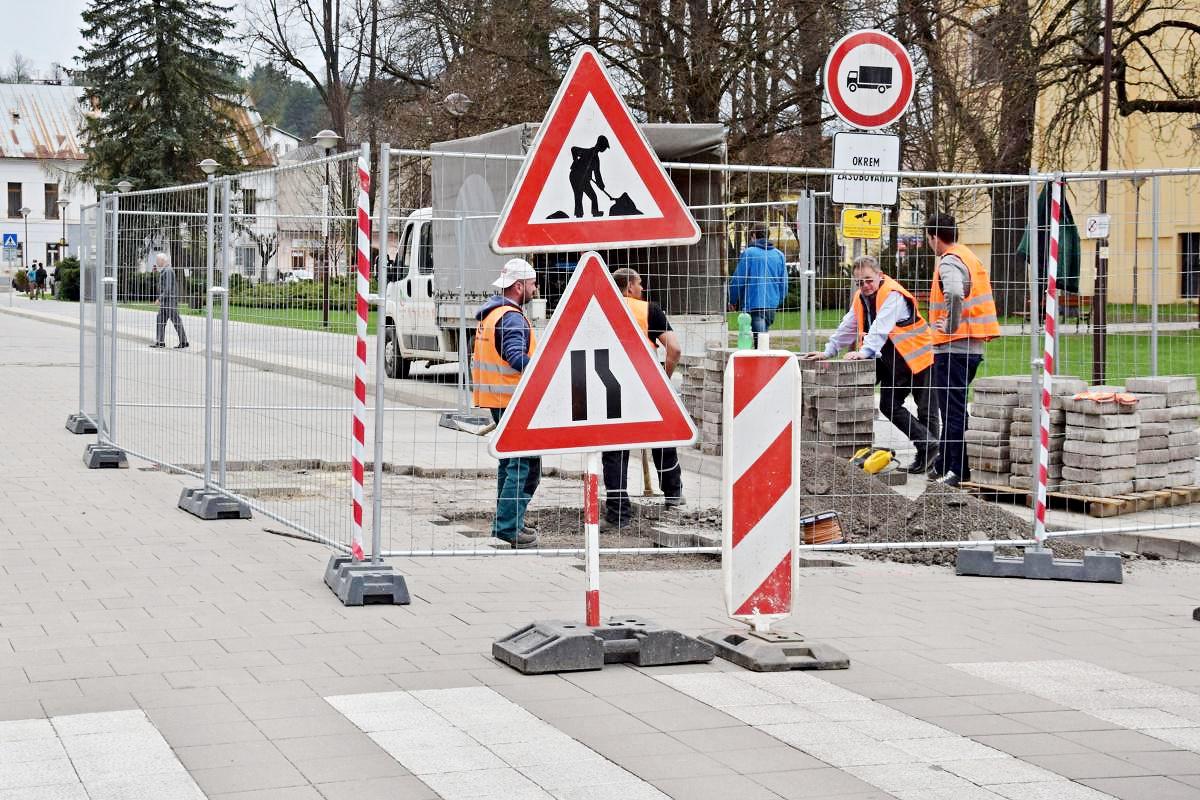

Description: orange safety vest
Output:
[471,304,536,409]
[623,296,654,345]
[928,243,1001,343]
[851,275,934,375]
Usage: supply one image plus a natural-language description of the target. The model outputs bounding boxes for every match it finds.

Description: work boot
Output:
[149,342,165,348]
[934,471,961,488]
[600,514,632,531]
[497,530,538,549]
[175,342,190,349]
[664,496,686,509]
[908,447,937,475]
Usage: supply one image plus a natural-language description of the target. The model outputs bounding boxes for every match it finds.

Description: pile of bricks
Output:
[1126,376,1200,490]
[800,359,876,459]
[964,376,1025,485]
[1008,377,1086,492]
[1059,391,1140,498]
[678,345,730,456]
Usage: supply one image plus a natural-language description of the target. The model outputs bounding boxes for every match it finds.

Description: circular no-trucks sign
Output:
[824,30,915,130]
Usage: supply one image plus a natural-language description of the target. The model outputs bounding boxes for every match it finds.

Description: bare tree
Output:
[4,52,35,83]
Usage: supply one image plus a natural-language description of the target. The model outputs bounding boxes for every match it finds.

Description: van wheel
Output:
[384,325,410,379]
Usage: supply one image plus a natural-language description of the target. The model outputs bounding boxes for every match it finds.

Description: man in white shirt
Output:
[802,256,939,474]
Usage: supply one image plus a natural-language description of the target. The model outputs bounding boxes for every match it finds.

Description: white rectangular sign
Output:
[832,132,900,206]
[1085,214,1111,239]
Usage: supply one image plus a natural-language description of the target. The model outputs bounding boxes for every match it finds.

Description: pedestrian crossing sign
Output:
[2,233,16,248]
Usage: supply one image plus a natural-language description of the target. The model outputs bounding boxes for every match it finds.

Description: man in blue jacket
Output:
[728,224,787,346]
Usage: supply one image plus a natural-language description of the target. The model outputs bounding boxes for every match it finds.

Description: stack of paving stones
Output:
[800,359,876,459]
[964,376,1026,486]
[1009,377,1087,492]
[678,346,730,456]
[1059,389,1140,497]
[1125,375,1200,490]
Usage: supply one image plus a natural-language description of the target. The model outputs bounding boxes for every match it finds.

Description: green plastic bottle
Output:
[737,312,753,349]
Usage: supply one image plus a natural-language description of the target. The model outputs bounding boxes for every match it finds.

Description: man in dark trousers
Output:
[569,135,610,218]
[602,267,685,528]
[471,258,541,549]
[151,252,189,348]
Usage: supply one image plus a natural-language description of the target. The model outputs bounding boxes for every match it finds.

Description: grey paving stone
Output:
[1080,776,1200,800]
[707,745,827,774]
[1025,753,1159,779]
[1010,711,1123,733]
[750,767,882,799]
[315,775,440,800]
[651,773,784,800]
[617,752,735,780]
[1058,729,1179,752]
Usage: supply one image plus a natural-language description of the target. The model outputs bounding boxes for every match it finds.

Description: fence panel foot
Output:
[65,414,98,435]
[493,618,714,675]
[83,444,127,469]
[178,488,252,521]
[700,629,850,672]
[956,546,1123,583]
[323,555,411,607]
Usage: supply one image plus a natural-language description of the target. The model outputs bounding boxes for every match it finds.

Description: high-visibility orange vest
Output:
[471,304,536,409]
[623,296,654,345]
[928,243,1001,343]
[851,275,934,375]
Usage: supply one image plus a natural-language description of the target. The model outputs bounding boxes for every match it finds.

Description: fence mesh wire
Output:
[79,202,99,426]
[75,143,1200,565]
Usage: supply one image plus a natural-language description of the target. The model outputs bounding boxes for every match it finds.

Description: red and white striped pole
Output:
[1034,178,1063,545]
[350,147,370,562]
[584,451,601,626]
[723,350,800,632]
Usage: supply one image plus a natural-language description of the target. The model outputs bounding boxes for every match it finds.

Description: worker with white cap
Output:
[471,258,541,548]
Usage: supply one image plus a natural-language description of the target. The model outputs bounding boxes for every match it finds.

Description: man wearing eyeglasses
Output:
[801,256,939,475]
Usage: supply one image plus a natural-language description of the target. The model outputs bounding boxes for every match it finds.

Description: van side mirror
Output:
[387,265,403,285]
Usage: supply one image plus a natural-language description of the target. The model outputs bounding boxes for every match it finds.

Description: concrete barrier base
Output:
[324,555,411,607]
[701,628,850,672]
[65,414,97,434]
[83,443,127,469]
[493,617,714,674]
[956,546,1123,583]
[178,487,252,520]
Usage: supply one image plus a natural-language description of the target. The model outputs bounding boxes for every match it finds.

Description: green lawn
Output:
[977,330,1200,385]
[123,303,380,336]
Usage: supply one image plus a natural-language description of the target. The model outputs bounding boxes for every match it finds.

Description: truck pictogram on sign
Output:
[847,65,893,93]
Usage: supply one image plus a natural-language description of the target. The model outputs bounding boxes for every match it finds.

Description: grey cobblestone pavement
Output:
[5,309,1200,799]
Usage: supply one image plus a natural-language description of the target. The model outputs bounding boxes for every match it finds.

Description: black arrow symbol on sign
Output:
[570,348,622,421]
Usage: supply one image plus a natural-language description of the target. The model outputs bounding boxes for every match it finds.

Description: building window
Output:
[971,15,1005,85]
[242,188,257,217]
[236,245,257,276]
[45,184,60,219]
[1182,233,1200,299]
[7,183,21,218]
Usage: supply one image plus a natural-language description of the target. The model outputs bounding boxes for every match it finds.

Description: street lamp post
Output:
[313,129,342,328]
[19,207,31,271]
[444,92,471,139]
[57,198,70,257]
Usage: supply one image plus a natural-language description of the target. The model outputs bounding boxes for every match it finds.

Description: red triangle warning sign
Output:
[489,252,697,458]
[491,47,701,254]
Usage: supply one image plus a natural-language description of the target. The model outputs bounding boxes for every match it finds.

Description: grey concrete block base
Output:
[65,414,98,434]
[323,554,411,606]
[700,628,851,672]
[438,411,495,435]
[177,487,252,520]
[956,546,1123,583]
[493,617,715,674]
[83,443,127,469]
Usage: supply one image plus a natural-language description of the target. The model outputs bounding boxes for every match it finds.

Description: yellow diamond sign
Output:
[841,208,882,239]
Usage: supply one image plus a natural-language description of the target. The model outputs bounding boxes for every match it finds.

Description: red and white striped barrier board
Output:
[350,152,370,562]
[722,350,800,629]
[1034,179,1063,544]
[584,452,601,626]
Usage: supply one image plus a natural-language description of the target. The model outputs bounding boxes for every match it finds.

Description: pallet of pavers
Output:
[965,375,1031,485]
[800,359,875,459]
[1008,377,1087,492]
[1126,376,1200,491]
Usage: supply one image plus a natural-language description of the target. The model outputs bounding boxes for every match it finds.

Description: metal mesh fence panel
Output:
[215,151,364,549]
[105,183,210,476]
[79,202,99,426]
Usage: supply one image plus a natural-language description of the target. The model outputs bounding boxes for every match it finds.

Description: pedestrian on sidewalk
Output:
[472,258,541,549]
[728,223,787,347]
[26,264,38,298]
[602,267,685,529]
[924,213,1000,487]
[150,252,189,349]
[35,262,48,299]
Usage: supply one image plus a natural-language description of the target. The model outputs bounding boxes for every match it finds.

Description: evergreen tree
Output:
[77,0,244,187]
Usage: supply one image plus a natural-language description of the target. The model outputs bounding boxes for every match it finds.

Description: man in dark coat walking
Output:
[151,252,189,348]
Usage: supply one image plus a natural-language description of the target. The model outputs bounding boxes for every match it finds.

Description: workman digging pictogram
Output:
[546,135,643,220]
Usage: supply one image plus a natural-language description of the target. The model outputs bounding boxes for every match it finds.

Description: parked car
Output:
[283,269,315,283]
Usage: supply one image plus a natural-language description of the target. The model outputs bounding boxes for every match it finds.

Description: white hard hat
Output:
[493,258,536,288]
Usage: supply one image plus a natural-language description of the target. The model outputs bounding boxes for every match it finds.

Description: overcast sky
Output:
[0,0,254,79]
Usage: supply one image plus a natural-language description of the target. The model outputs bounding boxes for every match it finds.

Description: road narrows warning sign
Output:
[491,47,701,254]
[488,251,697,458]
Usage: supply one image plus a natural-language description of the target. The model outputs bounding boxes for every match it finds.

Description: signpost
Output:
[491,47,713,675]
